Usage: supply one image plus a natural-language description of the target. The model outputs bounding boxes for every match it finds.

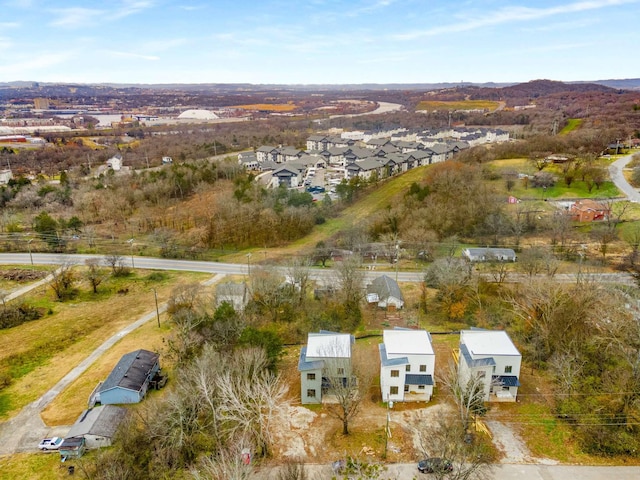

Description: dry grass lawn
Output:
[0,269,210,420]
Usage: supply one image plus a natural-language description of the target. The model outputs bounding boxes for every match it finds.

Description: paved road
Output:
[609,153,640,202]
[0,253,635,287]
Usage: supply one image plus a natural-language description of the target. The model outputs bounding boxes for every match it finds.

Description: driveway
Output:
[609,154,640,202]
[0,273,226,455]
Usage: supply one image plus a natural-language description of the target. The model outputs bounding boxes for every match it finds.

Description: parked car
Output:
[418,457,453,474]
[38,437,63,451]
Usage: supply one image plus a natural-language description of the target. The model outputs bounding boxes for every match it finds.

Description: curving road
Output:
[609,153,640,202]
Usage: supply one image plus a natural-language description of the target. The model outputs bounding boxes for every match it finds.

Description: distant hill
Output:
[1,78,639,94]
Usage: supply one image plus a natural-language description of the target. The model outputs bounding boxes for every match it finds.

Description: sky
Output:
[0,0,639,85]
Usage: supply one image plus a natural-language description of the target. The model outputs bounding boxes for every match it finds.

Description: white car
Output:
[38,437,63,450]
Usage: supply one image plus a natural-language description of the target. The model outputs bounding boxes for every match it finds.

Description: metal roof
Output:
[66,405,127,439]
[99,349,159,394]
[492,375,521,387]
[379,343,409,368]
[405,374,434,386]
[459,343,496,368]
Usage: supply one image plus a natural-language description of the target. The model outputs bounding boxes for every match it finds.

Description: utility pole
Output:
[152,288,160,328]
[27,238,33,265]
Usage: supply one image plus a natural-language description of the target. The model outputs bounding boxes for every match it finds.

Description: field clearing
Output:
[0,269,210,420]
[230,103,297,111]
[559,118,583,135]
[416,99,500,111]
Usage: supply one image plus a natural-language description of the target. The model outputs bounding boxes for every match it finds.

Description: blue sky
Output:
[0,0,638,84]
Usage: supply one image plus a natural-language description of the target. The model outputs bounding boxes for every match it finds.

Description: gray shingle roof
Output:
[367,275,404,302]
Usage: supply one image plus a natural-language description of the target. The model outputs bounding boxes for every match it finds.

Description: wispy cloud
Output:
[520,41,594,53]
[394,0,638,40]
[345,0,398,17]
[179,4,206,11]
[0,51,73,75]
[50,7,103,28]
[0,21,20,28]
[110,0,154,20]
[142,38,189,52]
[50,1,153,28]
[104,50,159,61]
[4,0,35,8]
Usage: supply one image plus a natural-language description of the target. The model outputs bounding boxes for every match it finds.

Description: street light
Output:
[246,253,252,276]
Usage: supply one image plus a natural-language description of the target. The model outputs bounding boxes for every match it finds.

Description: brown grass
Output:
[0,270,210,420]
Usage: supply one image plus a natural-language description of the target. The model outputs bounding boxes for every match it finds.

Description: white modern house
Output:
[379,328,435,403]
[298,331,353,404]
[458,329,521,402]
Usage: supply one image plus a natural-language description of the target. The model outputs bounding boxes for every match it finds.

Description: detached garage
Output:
[96,349,160,405]
[64,405,127,450]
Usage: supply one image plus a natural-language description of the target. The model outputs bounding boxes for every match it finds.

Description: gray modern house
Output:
[96,349,160,405]
[298,331,354,404]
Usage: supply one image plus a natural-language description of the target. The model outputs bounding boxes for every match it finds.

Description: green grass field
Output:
[559,118,583,135]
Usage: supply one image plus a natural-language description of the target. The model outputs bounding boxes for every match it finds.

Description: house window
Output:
[337,368,344,375]
[405,365,411,372]
[307,373,316,381]
[404,385,409,392]
[307,389,316,398]
[418,385,425,390]
[419,365,427,372]
[504,366,512,374]
[391,370,400,378]
[390,386,399,395]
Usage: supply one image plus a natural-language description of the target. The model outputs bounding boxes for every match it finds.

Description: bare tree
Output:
[438,361,489,431]
[286,256,312,307]
[321,340,373,436]
[415,415,493,480]
[275,458,308,480]
[49,260,77,300]
[103,253,130,277]
[248,266,291,322]
[190,449,254,480]
[333,256,365,312]
[84,258,105,294]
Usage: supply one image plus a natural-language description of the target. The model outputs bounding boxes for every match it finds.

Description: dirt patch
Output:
[0,269,49,282]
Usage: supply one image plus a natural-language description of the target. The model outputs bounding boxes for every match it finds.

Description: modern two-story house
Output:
[298,331,354,404]
[379,328,435,403]
[457,329,521,402]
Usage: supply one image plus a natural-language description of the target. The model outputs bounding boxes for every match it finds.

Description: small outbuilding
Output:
[96,349,160,405]
[215,282,248,311]
[366,274,404,310]
[64,405,127,450]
